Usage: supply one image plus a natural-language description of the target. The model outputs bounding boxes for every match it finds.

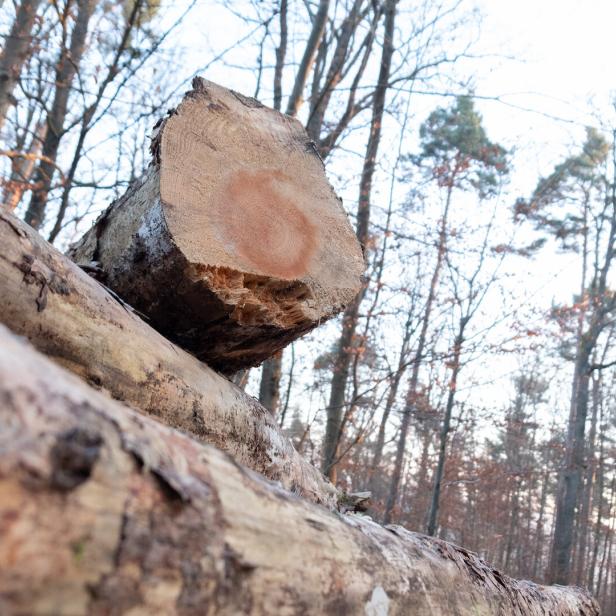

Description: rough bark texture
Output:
[68,77,364,374]
[0,212,336,508]
[0,326,599,616]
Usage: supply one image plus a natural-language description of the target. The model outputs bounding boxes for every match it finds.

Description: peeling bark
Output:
[0,212,336,508]
[0,326,599,616]
[68,78,364,374]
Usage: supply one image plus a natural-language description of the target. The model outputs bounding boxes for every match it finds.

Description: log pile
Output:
[0,79,599,615]
[68,78,365,374]
[0,212,336,508]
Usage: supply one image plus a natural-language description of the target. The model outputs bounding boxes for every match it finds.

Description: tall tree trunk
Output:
[369,357,405,490]
[0,0,42,131]
[305,0,364,140]
[548,339,592,584]
[259,352,282,415]
[47,0,147,244]
[532,468,549,579]
[321,0,397,481]
[504,481,521,573]
[272,0,287,113]
[24,0,97,229]
[426,318,467,536]
[574,371,600,584]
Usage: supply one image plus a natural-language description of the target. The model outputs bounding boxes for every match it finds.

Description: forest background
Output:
[1,0,615,611]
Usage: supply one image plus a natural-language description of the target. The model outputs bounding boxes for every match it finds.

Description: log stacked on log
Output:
[68,77,365,374]
[0,78,600,614]
[0,328,599,615]
[0,212,337,508]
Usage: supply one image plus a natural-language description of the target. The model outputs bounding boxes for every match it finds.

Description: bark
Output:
[321,0,397,480]
[0,326,599,616]
[0,0,42,131]
[69,78,364,374]
[0,211,337,508]
[24,0,97,229]
[258,352,282,414]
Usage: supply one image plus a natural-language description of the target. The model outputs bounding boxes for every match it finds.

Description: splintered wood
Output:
[69,78,364,373]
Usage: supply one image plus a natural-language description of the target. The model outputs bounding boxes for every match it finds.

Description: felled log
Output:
[68,77,365,374]
[0,212,336,508]
[0,327,599,616]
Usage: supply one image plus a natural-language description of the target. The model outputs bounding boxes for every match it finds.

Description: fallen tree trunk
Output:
[68,77,365,374]
[0,212,336,508]
[0,326,599,616]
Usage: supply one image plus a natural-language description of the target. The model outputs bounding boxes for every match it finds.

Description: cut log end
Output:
[69,78,364,373]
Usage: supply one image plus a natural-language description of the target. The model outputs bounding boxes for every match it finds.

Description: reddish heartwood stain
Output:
[213,169,316,279]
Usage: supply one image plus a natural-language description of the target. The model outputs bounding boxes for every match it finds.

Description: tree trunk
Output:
[285,0,330,117]
[0,0,42,131]
[321,0,397,480]
[272,0,287,112]
[0,211,337,508]
[532,468,549,579]
[548,339,592,584]
[305,0,364,141]
[258,352,282,414]
[369,360,404,489]
[574,371,600,584]
[426,319,466,536]
[24,0,97,229]
[69,78,364,375]
[0,325,599,616]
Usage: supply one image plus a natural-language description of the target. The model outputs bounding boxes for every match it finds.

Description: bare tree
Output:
[24,0,98,229]
[0,0,43,131]
[321,0,397,481]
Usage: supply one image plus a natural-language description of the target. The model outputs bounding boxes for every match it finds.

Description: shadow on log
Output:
[0,326,599,615]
